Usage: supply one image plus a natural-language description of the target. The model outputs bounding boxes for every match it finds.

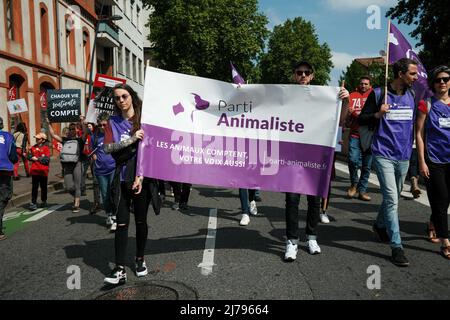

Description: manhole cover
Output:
[90,281,198,300]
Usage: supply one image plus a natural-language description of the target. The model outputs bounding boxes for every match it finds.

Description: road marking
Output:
[3,210,26,221]
[198,208,217,276]
[335,160,449,213]
[23,204,65,222]
[3,208,44,222]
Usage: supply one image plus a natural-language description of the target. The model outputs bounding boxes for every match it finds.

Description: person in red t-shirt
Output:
[28,132,50,210]
[344,76,374,201]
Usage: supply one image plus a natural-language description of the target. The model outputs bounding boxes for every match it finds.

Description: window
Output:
[123,0,128,16]
[130,0,135,24]
[65,15,76,65]
[6,0,14,39]
[5,0,23,43]
[136,6,140,30]
[125,48,131,77]
[83,30,90,71]
[40,5,50,55]
[138,59,142,84]
[132,54,137,80]
[117,45,123,74]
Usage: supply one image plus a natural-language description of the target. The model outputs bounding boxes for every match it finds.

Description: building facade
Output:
[111,0,145,97]
[0,0,145,144]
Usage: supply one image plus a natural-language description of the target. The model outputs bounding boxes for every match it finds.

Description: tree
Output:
[259,17,333,85]
[143,0,268,82]
[339,61,386,91]
[387,0,450,69]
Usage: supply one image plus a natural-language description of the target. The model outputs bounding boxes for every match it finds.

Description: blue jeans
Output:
[97,172,115,215]
[373,156,409,248]
[239,189,256,214]
[348,136,373,193]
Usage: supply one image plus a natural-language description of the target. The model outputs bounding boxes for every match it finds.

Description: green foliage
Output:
[259,17,333,85]
[142,0,269,82]
[339,61,387,91]
[387,0,450,69]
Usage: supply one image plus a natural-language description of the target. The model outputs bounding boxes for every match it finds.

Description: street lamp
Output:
[87,14,123,105]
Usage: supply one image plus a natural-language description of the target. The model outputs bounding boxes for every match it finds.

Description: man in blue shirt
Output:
[359,58,419,267]
[0,116,19,240]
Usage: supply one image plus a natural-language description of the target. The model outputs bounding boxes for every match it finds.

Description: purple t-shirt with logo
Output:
[372,90,416,161]
[425,97,450,164]
[92,132,116,176]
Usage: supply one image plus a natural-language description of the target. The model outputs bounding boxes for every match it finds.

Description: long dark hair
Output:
[15,122,26,133]
[112,83,142,134]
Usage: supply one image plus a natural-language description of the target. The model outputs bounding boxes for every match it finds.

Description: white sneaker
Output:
[106,216,113,227]
[110,222,117,232]
[239,213,250,226]
[284,239,298,261]
[307,239,321,255]
[104,266,127,285]
[320,213,330,224]
[249,200,258,216]
[135,259,148,277]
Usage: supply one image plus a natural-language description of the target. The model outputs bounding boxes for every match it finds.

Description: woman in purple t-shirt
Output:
[102,84,154,285]
[416,65,450,260]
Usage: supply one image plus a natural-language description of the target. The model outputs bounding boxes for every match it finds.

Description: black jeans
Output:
[425,159,450,239]
[115,181,152,266]
[170,182,192,204]
[0,175,13,235]
[31,175,48,204]
[285,193,320,240]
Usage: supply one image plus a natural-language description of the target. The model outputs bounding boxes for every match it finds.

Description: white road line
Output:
[23,204,65,222]
[198,208,217,276]
[335,161,450,213]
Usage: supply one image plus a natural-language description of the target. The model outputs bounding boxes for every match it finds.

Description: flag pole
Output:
[384,19,391,105]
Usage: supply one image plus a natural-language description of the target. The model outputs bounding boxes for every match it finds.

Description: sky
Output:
[257,0,421,86]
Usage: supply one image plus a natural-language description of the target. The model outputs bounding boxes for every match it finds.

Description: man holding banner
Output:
[284,61,350,261]
[359,58,419,267]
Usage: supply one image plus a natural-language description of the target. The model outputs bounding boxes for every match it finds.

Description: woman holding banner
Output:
[416,65,450,260]
[102,84,161,285]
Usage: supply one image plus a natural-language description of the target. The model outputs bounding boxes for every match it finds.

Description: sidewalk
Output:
[7,157,65,209]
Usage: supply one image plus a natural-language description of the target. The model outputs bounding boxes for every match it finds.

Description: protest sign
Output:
[137,68,342,197]
[47,89,81,123]
[7,98,28,114]
[85,74,126,123]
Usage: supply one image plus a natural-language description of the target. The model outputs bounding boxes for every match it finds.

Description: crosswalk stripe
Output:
[23,204,65,222]
[198,208,217,276]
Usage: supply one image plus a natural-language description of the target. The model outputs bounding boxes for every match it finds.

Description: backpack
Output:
[60,139,80,163]
[359,87,416,152]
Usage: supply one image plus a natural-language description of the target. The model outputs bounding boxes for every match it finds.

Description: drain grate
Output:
[90,281,198,300]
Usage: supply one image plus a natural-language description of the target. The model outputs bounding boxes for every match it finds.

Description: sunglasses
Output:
[114,94,130,102]
[434,77,450,84]
[296,70,312,76]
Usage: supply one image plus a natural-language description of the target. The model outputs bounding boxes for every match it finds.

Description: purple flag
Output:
[388,23,432,100]
[230,61,245,85]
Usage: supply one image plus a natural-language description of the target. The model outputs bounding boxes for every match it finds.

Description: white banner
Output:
[137,67,342,197]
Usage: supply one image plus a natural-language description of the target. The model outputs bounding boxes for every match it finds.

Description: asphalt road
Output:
[1,160,449,302]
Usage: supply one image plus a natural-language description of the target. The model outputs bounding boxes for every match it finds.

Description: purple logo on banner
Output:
[191,93,210,110]
[172,102,185,116]
[389,23,433,100]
